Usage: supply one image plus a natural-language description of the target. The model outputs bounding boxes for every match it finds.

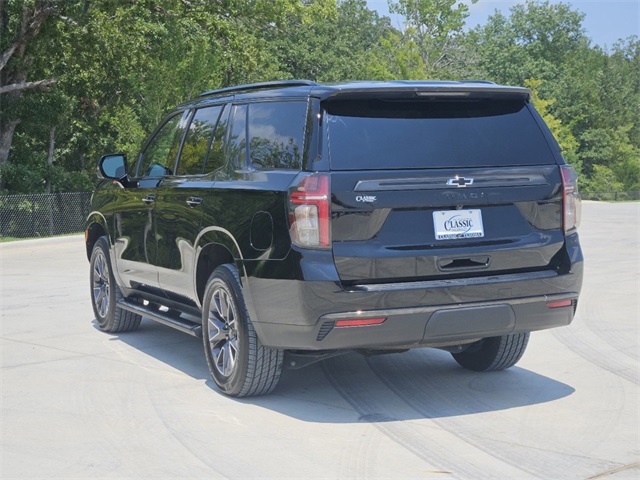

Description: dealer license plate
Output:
[433,209,484,240]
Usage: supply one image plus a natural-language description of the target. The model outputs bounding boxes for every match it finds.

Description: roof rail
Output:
[458,80,497,85]
[197,80,319,98]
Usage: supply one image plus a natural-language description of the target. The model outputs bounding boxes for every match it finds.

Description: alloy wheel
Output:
[92,251,110,318]
[207,286,239,377]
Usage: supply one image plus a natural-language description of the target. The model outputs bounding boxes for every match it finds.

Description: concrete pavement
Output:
[1,201,638,479]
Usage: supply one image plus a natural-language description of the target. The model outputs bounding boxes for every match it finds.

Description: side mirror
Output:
[98,154,128,180]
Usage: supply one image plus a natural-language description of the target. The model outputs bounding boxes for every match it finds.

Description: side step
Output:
[117,299,202,338]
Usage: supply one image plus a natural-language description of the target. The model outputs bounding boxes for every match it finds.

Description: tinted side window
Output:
[138,112,188,177]
[227,105,248,170]
[248,102,306,169]
[177,106,223,176]
[205,105,230,173]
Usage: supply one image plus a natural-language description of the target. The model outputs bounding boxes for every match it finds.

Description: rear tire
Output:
[452,332,530,371]
[89,236,142,333]
[202,264,283,397]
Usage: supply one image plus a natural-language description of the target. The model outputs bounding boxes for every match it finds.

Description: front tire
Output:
[89,236,141,333]
[451,332,530,371]
[202,264,283,397]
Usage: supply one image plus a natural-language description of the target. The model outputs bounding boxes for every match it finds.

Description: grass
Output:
[0,232,83,243]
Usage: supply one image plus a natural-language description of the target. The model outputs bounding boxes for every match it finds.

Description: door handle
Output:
[186,196,203,207]
[142,194,156,204]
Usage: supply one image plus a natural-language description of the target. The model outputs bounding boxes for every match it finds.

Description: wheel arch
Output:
[194,227,245,306]
[85,211,109,261]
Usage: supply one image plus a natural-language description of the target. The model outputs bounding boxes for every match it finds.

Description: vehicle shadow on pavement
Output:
[103,319,575,423]
[245,348,575,422]
[94,318,210,377]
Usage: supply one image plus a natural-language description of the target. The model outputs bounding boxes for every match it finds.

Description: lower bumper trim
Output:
[320,292,576,320]
[252,292,578,350]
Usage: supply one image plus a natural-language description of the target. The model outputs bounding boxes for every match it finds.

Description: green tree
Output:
[0,0,66,174]
[471,0,588,86]
[363,29,425,80]
[472,2,638,194]
[2,0,637,198]
[265,0,394,82]
[1,0,302,193]
[524,78,579,171]
[387,0,478,79]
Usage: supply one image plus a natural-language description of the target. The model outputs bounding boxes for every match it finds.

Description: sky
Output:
[365,0,639,49]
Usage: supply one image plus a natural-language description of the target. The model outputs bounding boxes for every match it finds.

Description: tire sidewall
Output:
[452,333,529,372]
[456,337,501,371]
[89,237,116,330]
[202,266,251,395]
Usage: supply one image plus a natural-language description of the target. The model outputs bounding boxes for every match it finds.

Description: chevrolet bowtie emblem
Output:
[447,176,474,187]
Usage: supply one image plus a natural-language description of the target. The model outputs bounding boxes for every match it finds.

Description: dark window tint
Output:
[248,102,306,169]
[177,106,223,175]
[205,105,230,173]
[325,99,555,170]
[228,105,247,170]
[138,112,188,177]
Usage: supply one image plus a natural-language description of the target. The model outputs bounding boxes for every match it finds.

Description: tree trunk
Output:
[45,125,55,193]
[0,1,57,176]
[0,4,28,173]
[0,118,19,168]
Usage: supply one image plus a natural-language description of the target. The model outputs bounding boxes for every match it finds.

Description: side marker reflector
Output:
[546,299,573,308]
[335,317,387,328]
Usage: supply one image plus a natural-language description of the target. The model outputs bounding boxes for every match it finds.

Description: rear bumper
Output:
[250,293,577,350]
[241,237,583,350]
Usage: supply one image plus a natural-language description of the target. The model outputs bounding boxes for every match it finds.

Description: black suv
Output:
[86,80,583,397]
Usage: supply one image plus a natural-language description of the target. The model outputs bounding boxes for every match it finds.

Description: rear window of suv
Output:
[325,98,555,170]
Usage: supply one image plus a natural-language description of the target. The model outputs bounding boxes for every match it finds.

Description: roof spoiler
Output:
[319,85,531,102]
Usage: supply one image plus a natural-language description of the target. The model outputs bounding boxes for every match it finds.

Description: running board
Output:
[117,299,202,338]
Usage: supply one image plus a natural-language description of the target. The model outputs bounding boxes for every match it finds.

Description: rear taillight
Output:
[288,173,330,249]
[560,165,581,234]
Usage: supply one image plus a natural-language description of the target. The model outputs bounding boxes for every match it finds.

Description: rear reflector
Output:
[546,299,573,308]
[335,317,387,328]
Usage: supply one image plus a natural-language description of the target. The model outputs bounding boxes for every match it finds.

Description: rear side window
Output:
[177,106,223,176]
[325,99,555,170]
[248,102,307,170]
[138,112,189,177]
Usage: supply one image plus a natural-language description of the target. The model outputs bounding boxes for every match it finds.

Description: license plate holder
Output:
[433,209,484,240]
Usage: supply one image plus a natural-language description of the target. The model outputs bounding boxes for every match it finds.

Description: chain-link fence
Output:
[581,191,640,201]
[0,192,92,239]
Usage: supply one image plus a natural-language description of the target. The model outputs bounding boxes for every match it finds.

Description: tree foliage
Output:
[0,0,637,195]
[388,0,478,78]
[471,1,638,193]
